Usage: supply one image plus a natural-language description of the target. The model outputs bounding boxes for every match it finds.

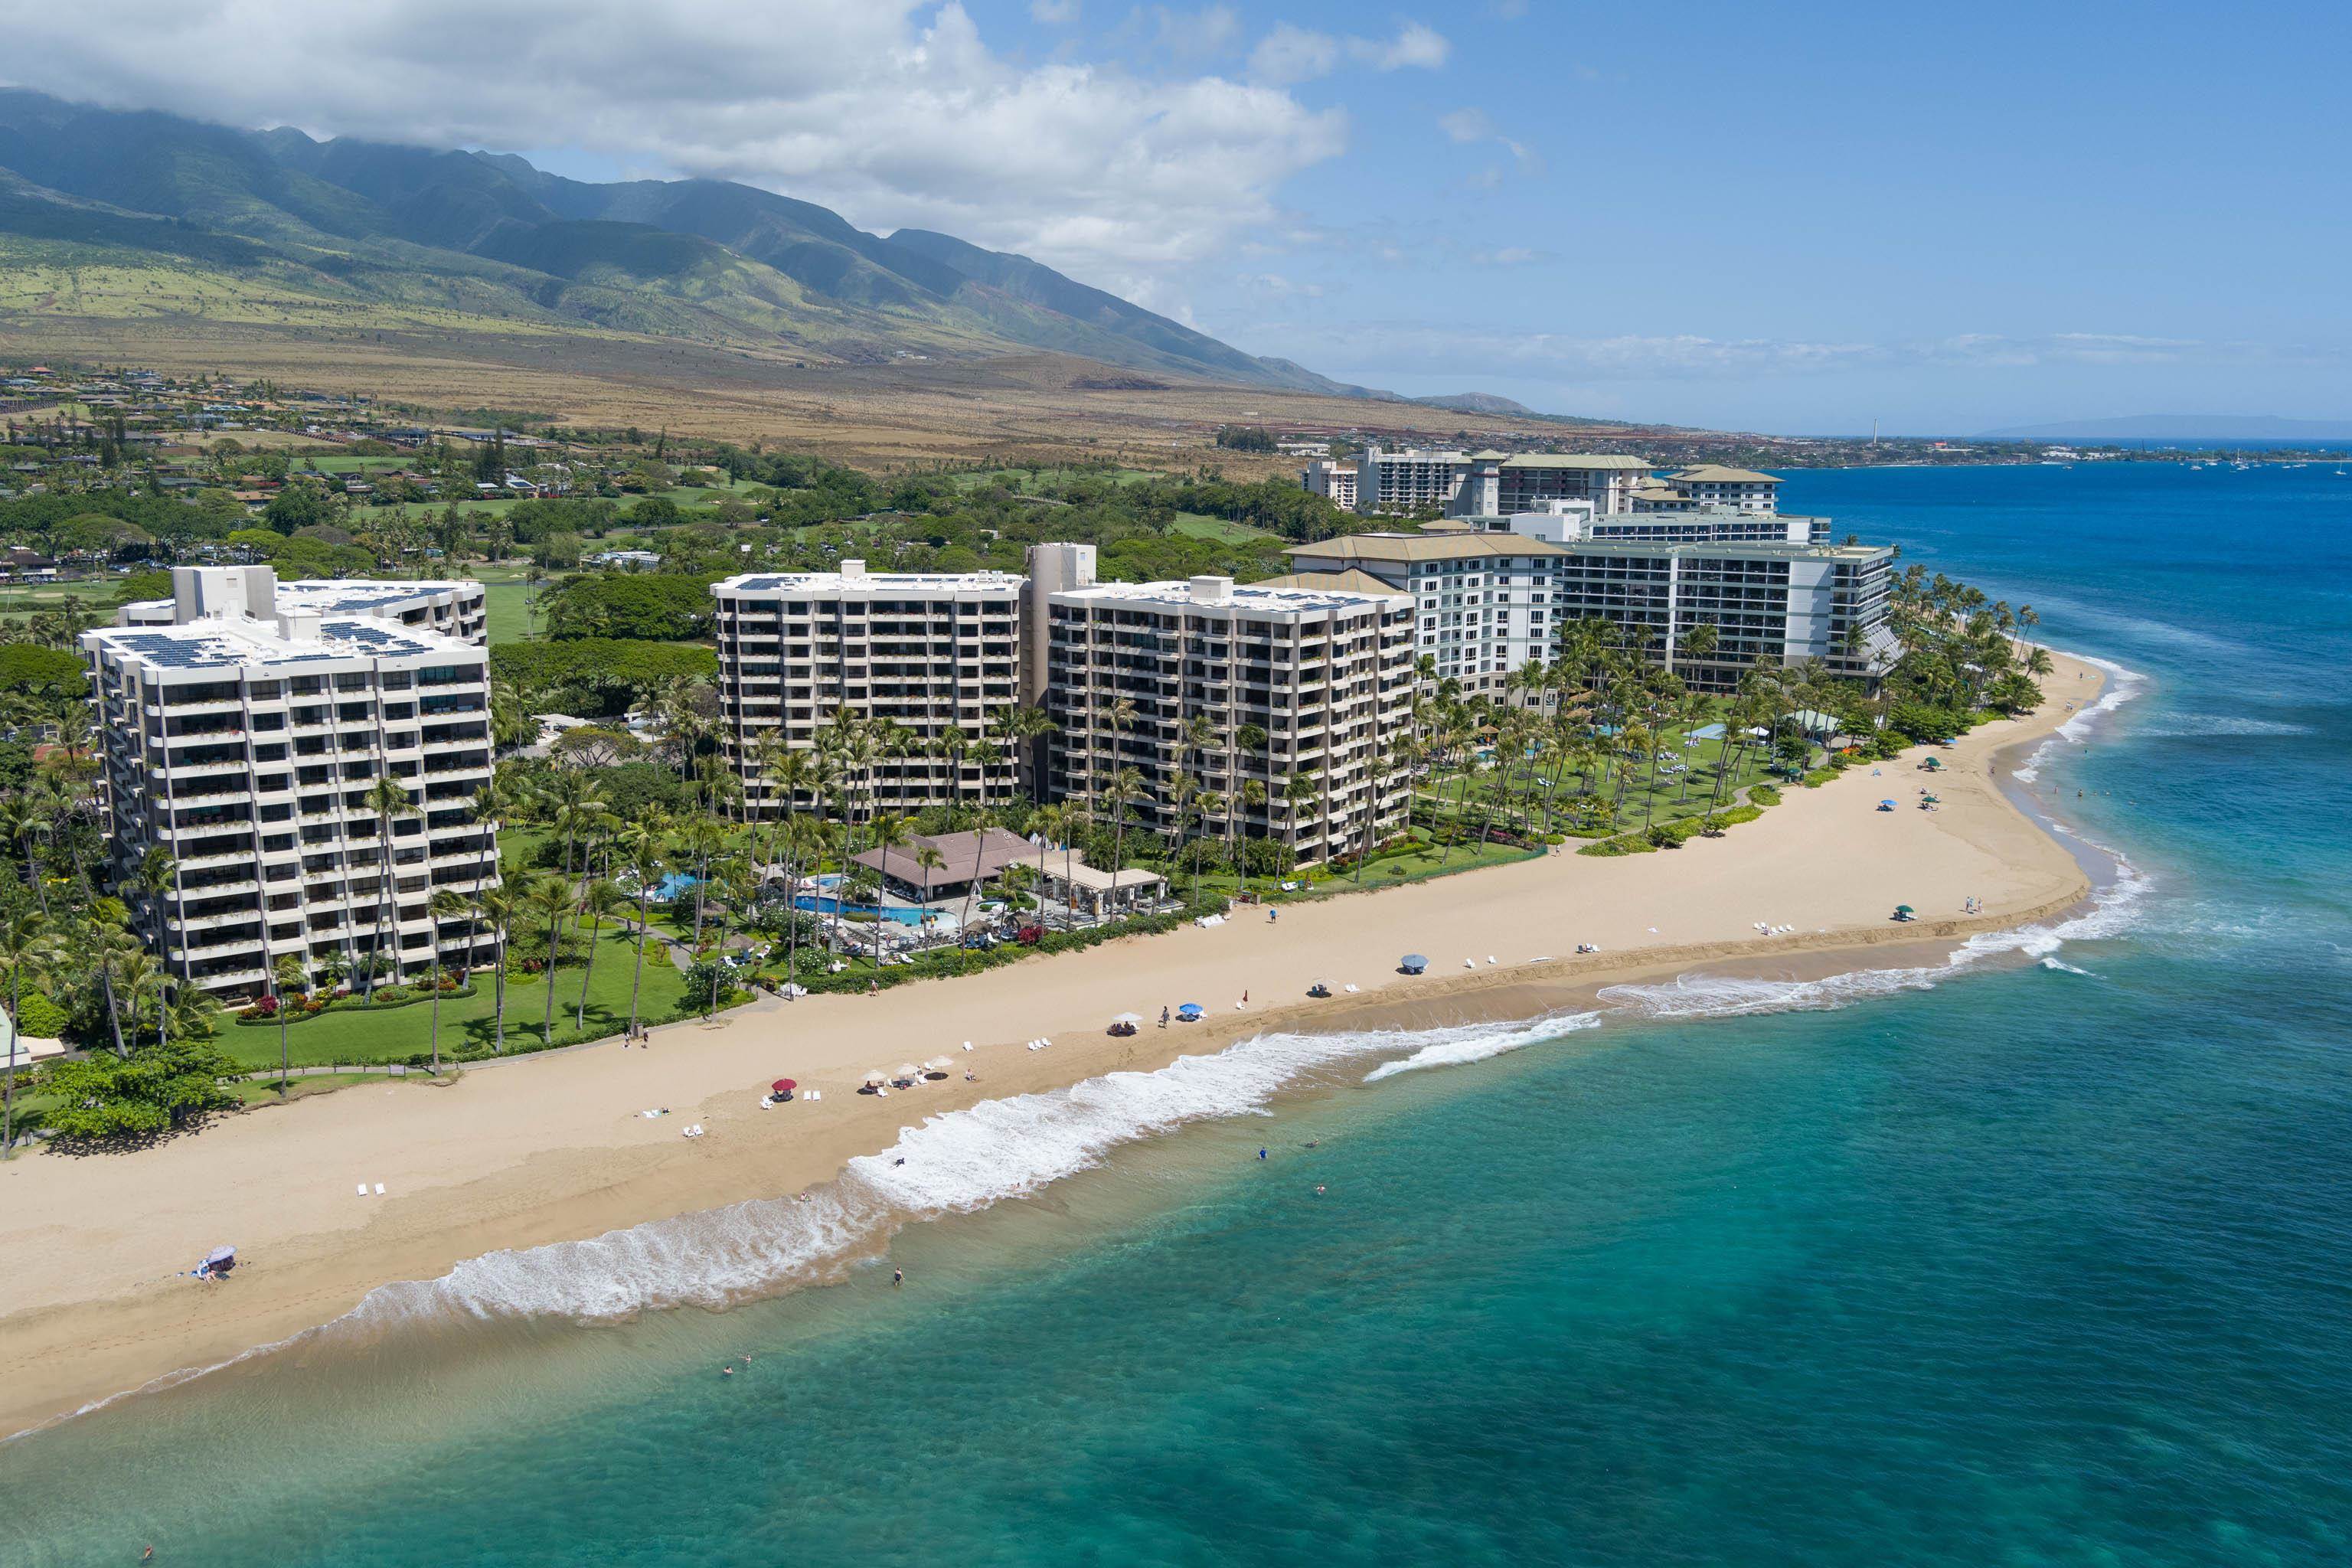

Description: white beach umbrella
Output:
[894,1062,920,1079]
[1111,1011,1143,1024]
[861,1069,888,1086]
[924,1055,956,1071]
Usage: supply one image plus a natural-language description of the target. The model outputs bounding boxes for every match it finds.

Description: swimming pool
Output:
[793,877,959,929]
[645,872,701,902]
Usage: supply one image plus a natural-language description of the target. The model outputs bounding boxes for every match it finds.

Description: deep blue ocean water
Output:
[7,462,2352,1566]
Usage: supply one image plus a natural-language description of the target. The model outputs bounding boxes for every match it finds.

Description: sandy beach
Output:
[0,653,2108,1441]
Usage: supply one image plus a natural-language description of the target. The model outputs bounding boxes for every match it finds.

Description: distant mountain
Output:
[0,88,1431,398]
[1980,414,2352,441]
[1403,391,1538,416]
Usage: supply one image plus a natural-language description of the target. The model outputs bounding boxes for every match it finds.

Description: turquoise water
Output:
[9,463,2352,1565]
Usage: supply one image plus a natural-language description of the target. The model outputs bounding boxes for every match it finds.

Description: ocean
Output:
[8,462,2352,1566]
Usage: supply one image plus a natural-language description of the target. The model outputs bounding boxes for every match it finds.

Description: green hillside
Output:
[0,88,1351,389]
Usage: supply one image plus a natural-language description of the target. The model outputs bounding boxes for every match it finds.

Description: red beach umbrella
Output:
[771,1079,797,1094]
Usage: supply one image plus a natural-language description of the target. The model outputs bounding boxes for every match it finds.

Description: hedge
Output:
[1579,805,1766,858]
[10,991,69,1037]
[237,982,478,1026]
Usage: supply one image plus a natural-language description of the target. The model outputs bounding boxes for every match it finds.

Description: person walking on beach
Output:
[1160,1006,1170,1028]
[1268,906,1279,925]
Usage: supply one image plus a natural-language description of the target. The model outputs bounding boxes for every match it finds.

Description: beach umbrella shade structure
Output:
[861,1070,888,1086]
[1400,954,1428,974]
[894,1062,920,1079]
[1111,1011,1143,1024]
[1176,1003,1204,1018]
[923,1056,955,1072]
[771,1079,797,1095]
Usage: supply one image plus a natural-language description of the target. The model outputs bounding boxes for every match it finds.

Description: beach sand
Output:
[0,653,2107,1440]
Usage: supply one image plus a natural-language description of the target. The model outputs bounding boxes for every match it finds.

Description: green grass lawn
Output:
[1171,512,1276,544]
[217,925,697,1069]
[947,466,1158,491]
[479,578,543,643]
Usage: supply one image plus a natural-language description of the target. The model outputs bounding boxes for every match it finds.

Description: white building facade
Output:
[712,560,1024,818]
[1040,570,1416,868]
[1280,532,1567,697]
[83,567,497,1000]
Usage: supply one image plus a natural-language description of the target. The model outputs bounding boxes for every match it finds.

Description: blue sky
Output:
[14,0,2348,434]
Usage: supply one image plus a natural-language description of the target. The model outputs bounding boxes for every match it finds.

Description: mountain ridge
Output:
[0,88,1520,409]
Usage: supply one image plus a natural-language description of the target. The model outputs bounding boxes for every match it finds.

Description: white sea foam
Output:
[2040,956,2096,976]
[1599,854,2152,1022]
[1361,1011,1599,1082]
[2011,652,2148,782]
[2134,714,2313,739]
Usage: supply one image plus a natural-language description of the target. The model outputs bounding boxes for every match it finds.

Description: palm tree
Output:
[911,845,947,948]
[0,794,53,913]
[675,816,728,946]
[528,875,573,1047]
[131,846,180,1004]
[0,908,53,1155]
[573,879,624,1031]
[270,952,307,1091]
[1104,768,1147,911]
[361,777,416,1000]
[477,881,522,1054]
[616,813,667,1040]
[778,812,822,993]
[425,889,472,1076]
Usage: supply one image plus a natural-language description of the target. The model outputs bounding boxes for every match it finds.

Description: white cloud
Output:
[1249,24,1341,84]
[1485,247,1537,265]
[1240,272,1325,298]
[1152,4,1243,60]
[1351,21,1451,71]
[1243,325,2300,382]
[1031,0,1079,21]
[1249,20,1449,83]
[1439,108,1493,142]
[0,1,1347,284]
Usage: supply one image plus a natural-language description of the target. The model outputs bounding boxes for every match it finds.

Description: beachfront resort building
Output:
[1308,446,1661,518]
[1658,465,1781,512]
[1278,532,1567,697]
[118,572,488,642]
[82,566,498,999]
[1548,535,1899,690]
[1300,458,1357,510]
[1285,508,1897,693]
[711,560,1024,818]
[1037,564,1417,868]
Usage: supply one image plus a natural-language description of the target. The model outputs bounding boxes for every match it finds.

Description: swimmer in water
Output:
[1258,1148,1267,1160]
[893,1269,904,1287]
[722,1366,734,1377]
[1315,1186,1325,1197]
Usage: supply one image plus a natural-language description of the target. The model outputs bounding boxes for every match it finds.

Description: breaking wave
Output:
[1598,855,2151,1022]
[2011,652,2148,782]
[1362,1012,1599,1082]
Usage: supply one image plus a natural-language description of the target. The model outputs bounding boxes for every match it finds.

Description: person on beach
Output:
[1160,1006,1170,1028]
[1268,907,1279,924]
[893,1268,903,1287]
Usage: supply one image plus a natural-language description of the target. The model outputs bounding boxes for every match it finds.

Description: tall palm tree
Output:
[675,816,728,946]
[573,878,624,1031]
[271,952,307,1091]
[1104,768,1147,910]
[477,881,523,1054]
[0,794,53,913]
[616,812,667,1040]
[361,776,416,1000]
[425,889,472,1076]
[528,874,573,1047]
[0,908,54,1155]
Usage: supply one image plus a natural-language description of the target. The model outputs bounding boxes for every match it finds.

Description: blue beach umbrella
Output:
[1177,1002,1204,1018]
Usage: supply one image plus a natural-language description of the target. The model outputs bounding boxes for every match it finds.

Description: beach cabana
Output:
[1040,859,1169,920]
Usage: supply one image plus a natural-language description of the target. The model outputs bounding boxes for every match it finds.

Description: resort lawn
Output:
[476,575,544,643]
[1171,512,1277,544]
[1420,732,1784,841]
[216,925,700,1070]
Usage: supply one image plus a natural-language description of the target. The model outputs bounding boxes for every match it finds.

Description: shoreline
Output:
[0,652,2121,1442]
